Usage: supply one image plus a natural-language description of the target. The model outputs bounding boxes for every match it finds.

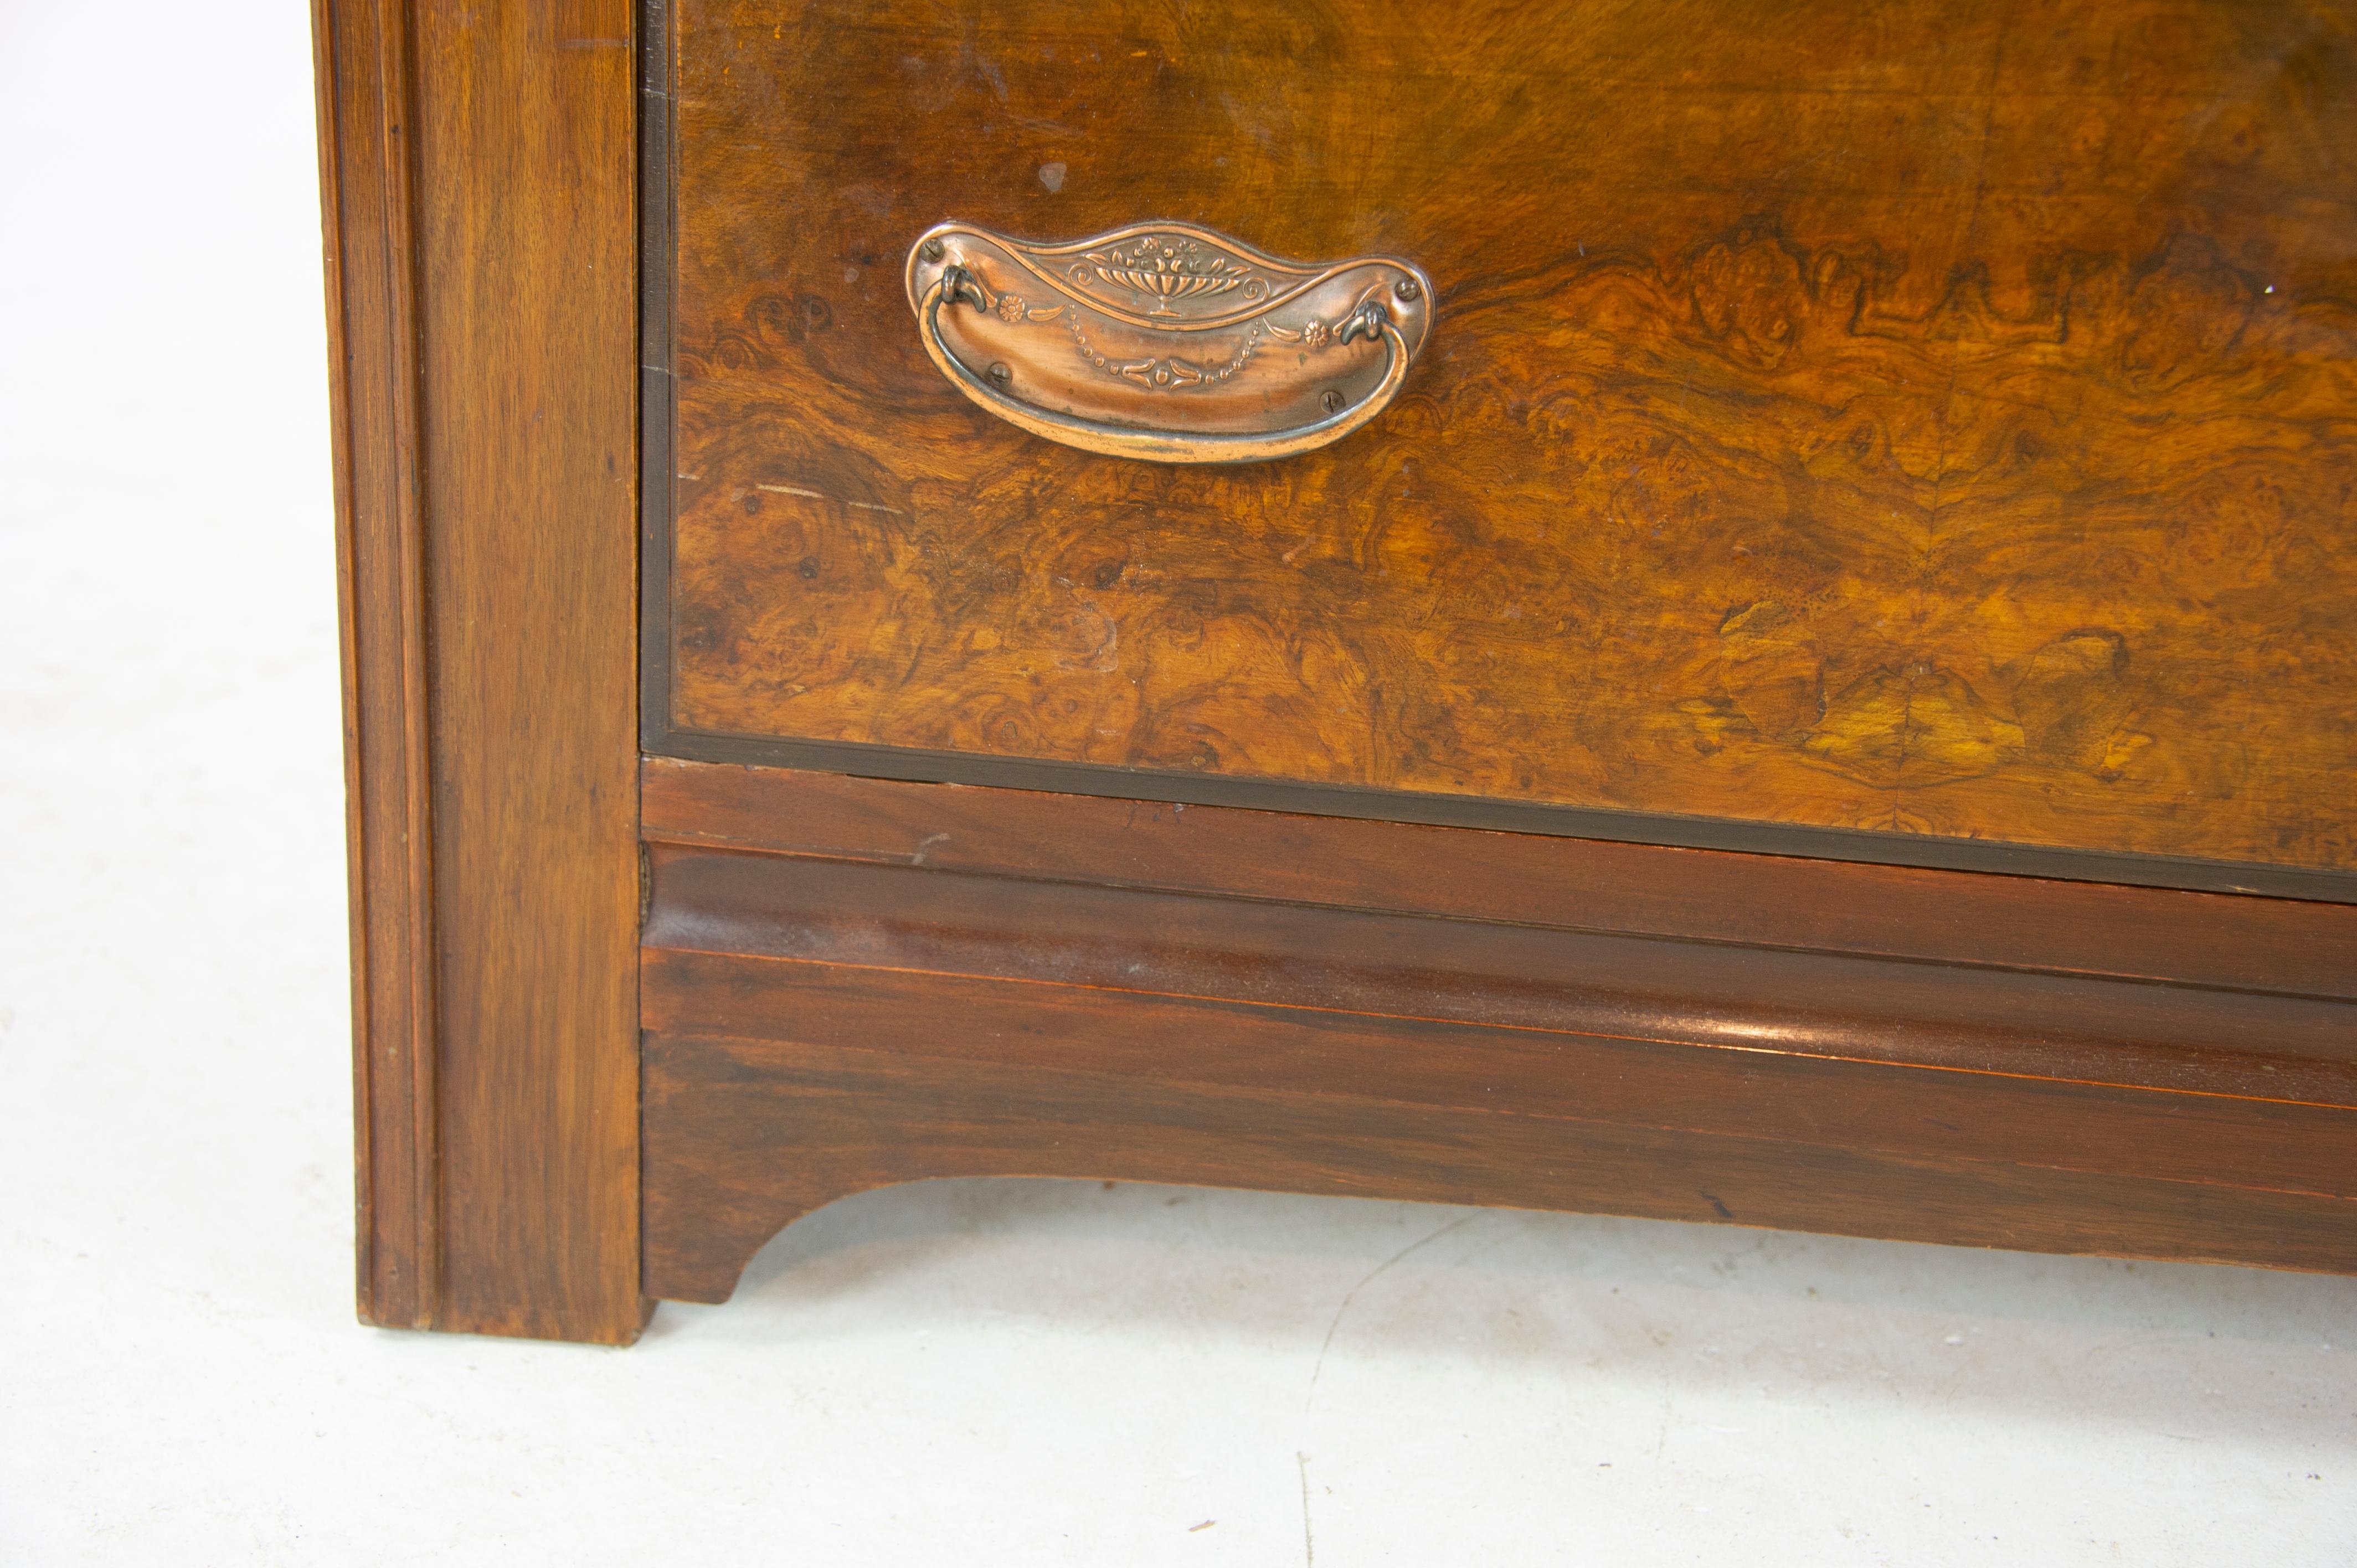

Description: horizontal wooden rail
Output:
[639,762,2357,1305]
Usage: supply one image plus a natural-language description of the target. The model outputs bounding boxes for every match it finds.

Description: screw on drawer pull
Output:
[905,220,1432,465]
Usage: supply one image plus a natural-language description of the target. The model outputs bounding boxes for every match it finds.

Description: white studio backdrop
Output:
[0,2,2350,1563]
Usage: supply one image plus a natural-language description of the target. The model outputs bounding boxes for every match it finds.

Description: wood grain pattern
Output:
[316,0,437,1329]
[637,803,2357,1303]
[316,0,646,1343]
[646,1032,2357,1304]
[645,847,2357,1108]
[656,0,2357,878]
[642,757,2357,999]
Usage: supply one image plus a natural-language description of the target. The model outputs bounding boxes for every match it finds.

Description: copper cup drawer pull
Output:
[905,220,1433,465]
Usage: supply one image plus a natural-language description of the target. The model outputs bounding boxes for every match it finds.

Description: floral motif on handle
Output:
[1067,318,1269,389]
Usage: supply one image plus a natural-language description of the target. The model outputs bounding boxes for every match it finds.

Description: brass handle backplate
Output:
[904,220,1433,465]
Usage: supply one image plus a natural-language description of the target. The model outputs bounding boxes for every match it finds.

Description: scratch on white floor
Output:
[1297,1451,1315,1567]
[1304,1214,1476,1414]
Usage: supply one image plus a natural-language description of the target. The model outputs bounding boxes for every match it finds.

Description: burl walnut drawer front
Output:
[644,1,2357,898]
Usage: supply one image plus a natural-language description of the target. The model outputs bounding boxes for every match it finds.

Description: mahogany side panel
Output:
[637,767,2357,1305]
[316,0,645,1343]
[316,0,440,1338]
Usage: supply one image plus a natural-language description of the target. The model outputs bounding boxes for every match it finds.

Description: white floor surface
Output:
[1,2,2351,1562]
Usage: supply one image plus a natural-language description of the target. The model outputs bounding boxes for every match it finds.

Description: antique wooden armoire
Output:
[315,0,2357,1342]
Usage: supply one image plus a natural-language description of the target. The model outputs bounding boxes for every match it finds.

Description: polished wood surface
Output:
[638,766,2357,1305]
[656,0,2357,879]
[644,757,2357,999]
[646,845,2357,1106]
[316,0,645,1343]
